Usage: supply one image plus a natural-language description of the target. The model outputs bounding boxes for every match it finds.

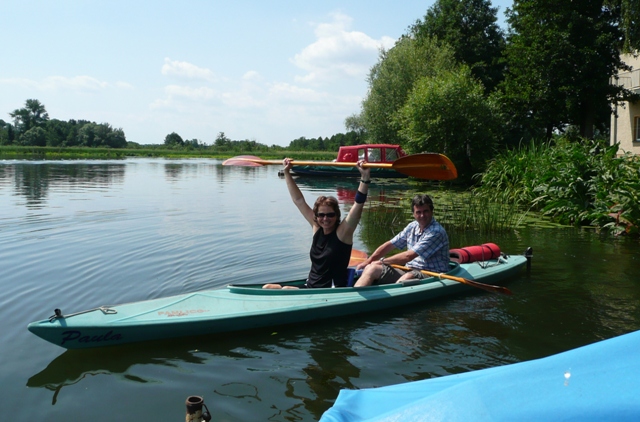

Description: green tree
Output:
[164,132,184,147]
[77,122,127,148]
[64,119,91,147]
[617,0,640,53]
[395,66,501,179]
[501,0,639,140]
[362,36,457,145]
[410,0,505,92]
[44,119,73,147]
[77,123,100,147]
[184,138,204,149]
[214,132,230,149]
[0,119,10,145]
[19,126,47,146]
[344,114,367,140]
[288,136,311,150]
[9,99,49,133]
[106,126,127,148]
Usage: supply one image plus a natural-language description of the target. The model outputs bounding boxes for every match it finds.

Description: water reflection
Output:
[289,329,361,419]
[0,162,125,209]
[27,336,215,405]
[293,177,410,204]
[26,325,362,420]
[163,162,185,181]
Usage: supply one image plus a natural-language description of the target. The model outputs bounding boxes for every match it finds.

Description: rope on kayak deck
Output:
[475,252,510,269]
[48,306,117,322]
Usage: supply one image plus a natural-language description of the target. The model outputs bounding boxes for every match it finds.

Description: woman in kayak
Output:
[263,158,370,289]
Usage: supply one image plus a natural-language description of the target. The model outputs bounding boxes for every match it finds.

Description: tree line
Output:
[0,99,127,149]
[0,99,363,152]
[161,129,362,152]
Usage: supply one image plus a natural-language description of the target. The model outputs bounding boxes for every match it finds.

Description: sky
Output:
[1,1,512,147]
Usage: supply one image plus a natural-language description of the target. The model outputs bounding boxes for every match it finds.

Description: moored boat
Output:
[27,248,530,350]
[224,148,458,180]
[288,144,408,178]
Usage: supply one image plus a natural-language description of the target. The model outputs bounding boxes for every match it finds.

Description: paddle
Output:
[222,153,458,180]
[390,264,513,296]
[349,249,512,295]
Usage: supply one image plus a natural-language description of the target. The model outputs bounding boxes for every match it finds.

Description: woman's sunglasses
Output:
[316,212,336,218]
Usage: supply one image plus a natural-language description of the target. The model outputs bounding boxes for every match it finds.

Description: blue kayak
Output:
[321,330,640,421]
[27,252,528,350]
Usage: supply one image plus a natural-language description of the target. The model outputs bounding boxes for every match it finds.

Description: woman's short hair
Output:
[412,194,434,211]
[313,196,341,223]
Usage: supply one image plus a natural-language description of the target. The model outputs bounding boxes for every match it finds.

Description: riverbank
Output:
[0,145,337,161]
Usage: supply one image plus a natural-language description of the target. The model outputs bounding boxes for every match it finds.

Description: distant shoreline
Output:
[0,146,337,161]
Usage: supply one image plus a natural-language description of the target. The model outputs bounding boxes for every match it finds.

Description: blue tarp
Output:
[321,330,640,421]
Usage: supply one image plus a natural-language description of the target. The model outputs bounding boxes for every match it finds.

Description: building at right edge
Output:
[611,53,640,154]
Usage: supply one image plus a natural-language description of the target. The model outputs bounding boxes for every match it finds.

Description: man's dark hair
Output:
[411,194,434,211]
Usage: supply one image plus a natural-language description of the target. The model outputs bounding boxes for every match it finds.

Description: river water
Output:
[1,158,639,421]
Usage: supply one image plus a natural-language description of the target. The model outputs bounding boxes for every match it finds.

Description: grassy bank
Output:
[0,146,337,161]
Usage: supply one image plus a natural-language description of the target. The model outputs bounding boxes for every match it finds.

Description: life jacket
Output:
[449,243,501,263]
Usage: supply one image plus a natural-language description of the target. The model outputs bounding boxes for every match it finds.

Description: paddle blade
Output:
[222,155,266,167]
[392,153,457,180]
[349,249,368,266]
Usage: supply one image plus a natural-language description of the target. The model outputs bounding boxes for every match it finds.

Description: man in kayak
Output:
[263,158,371,289]
[354,194,449,286]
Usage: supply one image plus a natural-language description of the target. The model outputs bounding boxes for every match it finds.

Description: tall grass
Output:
[360,190,533,251]
[476,137,640,235]
[436,192,528,233]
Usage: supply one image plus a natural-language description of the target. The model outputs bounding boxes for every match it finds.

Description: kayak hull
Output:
[27,254,527,349]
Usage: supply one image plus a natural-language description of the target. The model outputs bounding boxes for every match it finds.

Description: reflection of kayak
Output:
[289,166,407,178]
[321,330,640,421]
[28,251,528,350]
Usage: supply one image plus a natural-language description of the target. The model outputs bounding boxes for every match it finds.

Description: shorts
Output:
[376,264,425,285]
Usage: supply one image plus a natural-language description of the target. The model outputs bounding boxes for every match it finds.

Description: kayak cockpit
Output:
[226,262,462,295]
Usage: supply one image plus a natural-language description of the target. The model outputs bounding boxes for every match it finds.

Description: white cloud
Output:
[115,81,134,89]
[164,85,217,100]
[291,12,396,84]
[0,75,109,92]
[220,91,265,109]
[268,82,328,103]
[242,70,261,81]
[150,85,218,110]
[161,58,216,81]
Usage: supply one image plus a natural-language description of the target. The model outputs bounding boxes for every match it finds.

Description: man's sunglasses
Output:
[316,212,336,218]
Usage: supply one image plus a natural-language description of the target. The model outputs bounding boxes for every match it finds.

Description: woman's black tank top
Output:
[306,227,352,288]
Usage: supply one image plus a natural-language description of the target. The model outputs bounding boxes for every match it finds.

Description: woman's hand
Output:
[282,158,293,172]
[356,159,371,180]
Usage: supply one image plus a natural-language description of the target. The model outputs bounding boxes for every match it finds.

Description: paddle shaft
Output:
[391,264,512,295]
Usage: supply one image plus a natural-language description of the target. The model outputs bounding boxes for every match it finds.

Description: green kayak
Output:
[27,251,530,350]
